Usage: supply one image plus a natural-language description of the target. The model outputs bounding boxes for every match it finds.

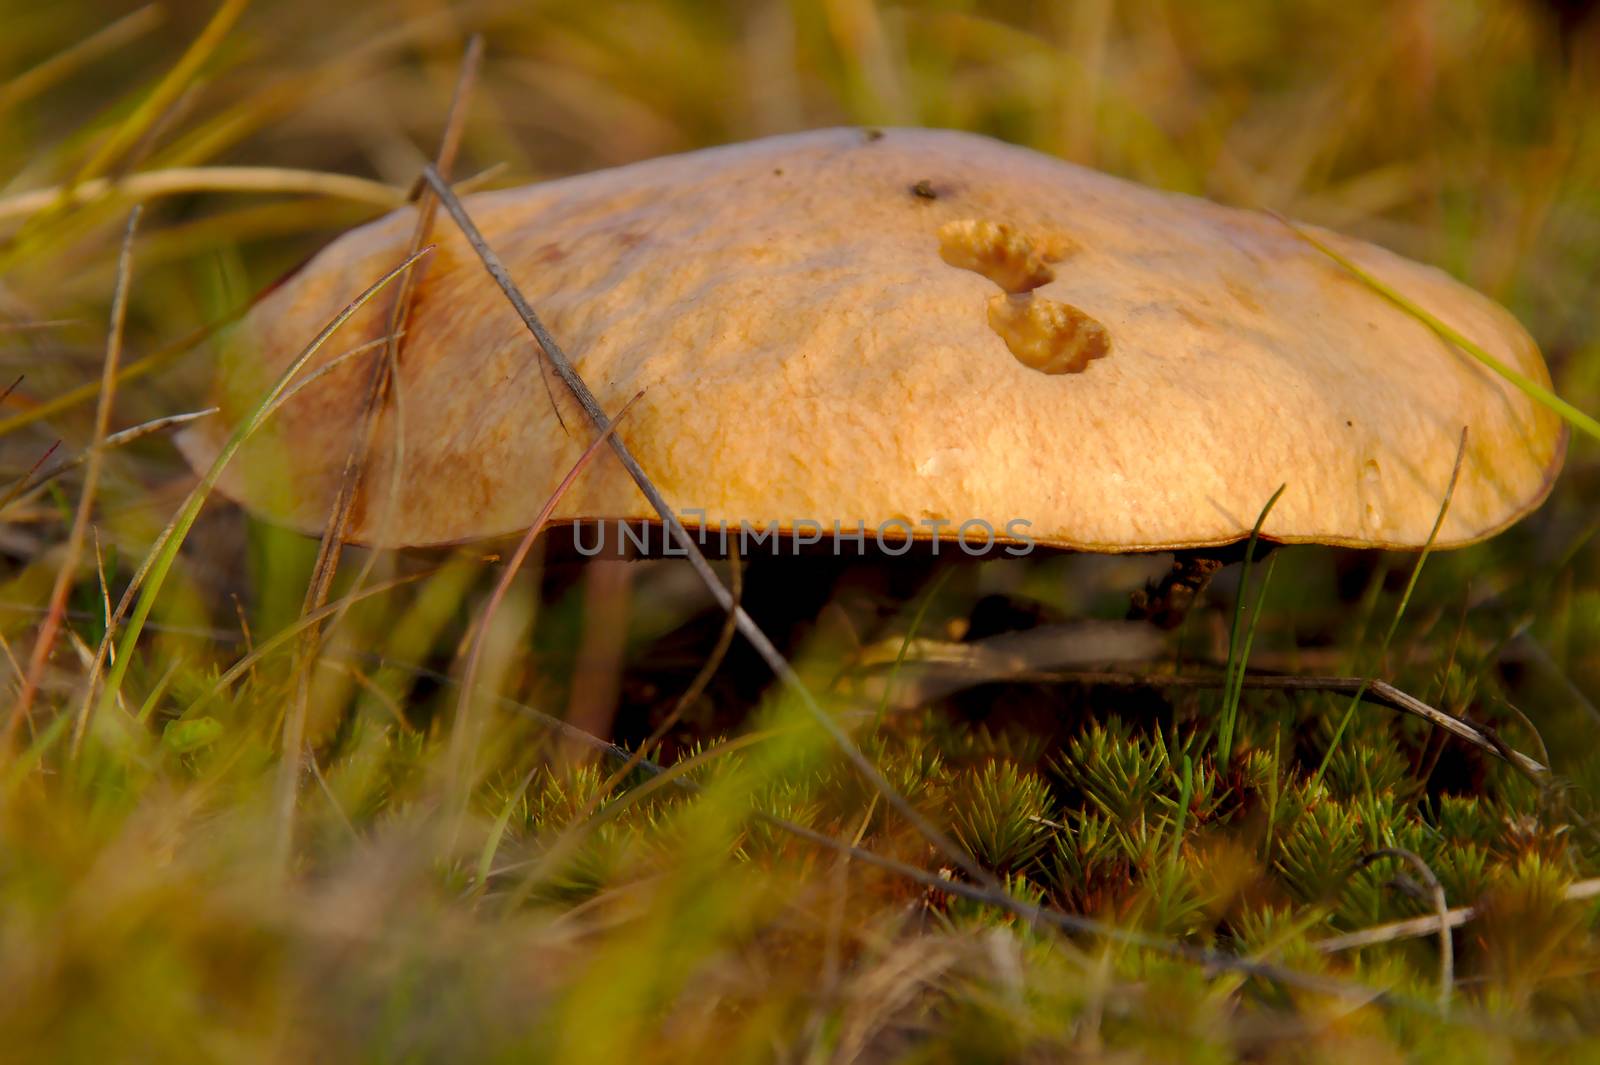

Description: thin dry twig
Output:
[1316,878,1600,954]
[1362,848,1452,1011]
[291,37,481,648]
[4,408,215,505]
[915,668,1546,776]
[278,37,484,875]
[420,164,996,891]
[373,652,1490,1022]
[9,208,140,739]
[0,441,63,513]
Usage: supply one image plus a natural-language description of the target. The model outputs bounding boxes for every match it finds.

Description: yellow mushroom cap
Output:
[180,127,1566,551]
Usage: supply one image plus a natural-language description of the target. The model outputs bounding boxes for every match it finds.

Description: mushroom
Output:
[179,127,1566,556]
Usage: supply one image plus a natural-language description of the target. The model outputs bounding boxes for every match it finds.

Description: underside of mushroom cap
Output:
[179,127,1567,551]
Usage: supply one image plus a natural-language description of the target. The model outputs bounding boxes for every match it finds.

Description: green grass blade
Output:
[1168,752,1193,864]
[873,566,955,729]
[1216,484,1286,772]
[72,0,250,185]
[75,248,432,753]
[1283,217,1600,446]
[0,5,164,117]
[1312,433,1468,788]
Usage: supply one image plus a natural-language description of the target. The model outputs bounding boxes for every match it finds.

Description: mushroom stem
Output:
[1127,552,1225,629]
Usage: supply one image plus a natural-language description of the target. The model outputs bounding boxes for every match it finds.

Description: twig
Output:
[279,36,484,877]
[960,669,1545,776]
[9,208,139,739]
[859,622,1163,709]
[420,165,996,890]
[1362,848,1452,1011]
[0,441,63,512]
[1315,878,1600,954]
[294,38,480,616]
[370,652,1502,1021]
[4,408,216,504]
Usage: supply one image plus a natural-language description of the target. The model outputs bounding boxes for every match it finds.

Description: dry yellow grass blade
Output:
[0,5,164,116]
[8,209,140,740]
[71,0,250,185]
[278,35,485,877]
[0,166,405,227]
[70,247,433,757]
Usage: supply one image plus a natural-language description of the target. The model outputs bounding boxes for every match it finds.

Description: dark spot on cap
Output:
[862,127,885,142]
[910,179,938,200]
[773,167,784,176]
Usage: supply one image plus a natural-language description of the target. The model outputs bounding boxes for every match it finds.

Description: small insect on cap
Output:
[181,128,1565,551]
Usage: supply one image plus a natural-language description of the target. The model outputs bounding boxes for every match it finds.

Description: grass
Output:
[2,1,1599,1062]
[1215,483,1284,774]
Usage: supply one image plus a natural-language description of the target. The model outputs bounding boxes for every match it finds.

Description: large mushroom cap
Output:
[180,127,1566,551]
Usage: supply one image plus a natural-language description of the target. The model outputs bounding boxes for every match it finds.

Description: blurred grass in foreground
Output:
[1,0,1599,1061]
